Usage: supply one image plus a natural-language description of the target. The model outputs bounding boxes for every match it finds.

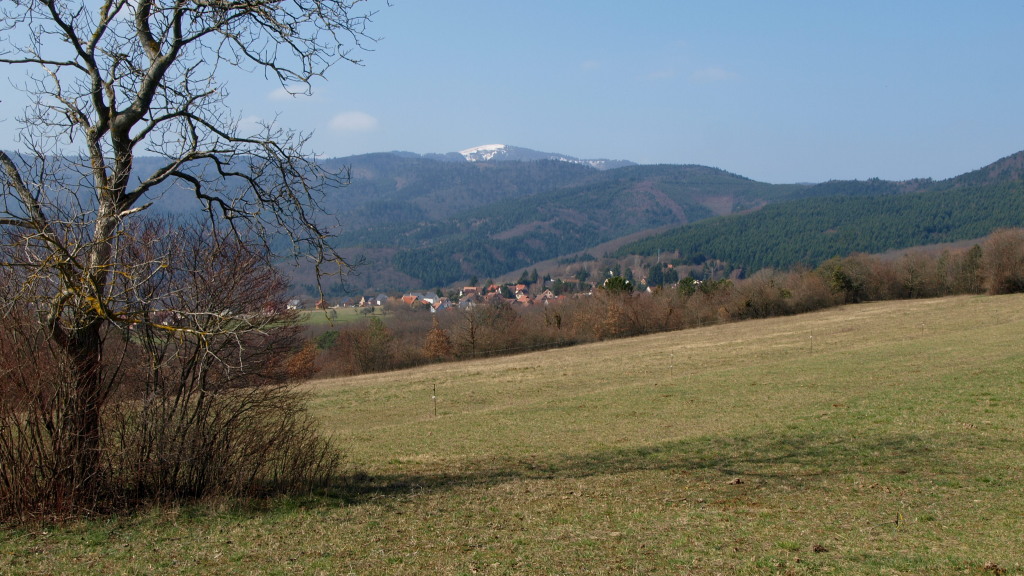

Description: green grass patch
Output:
[3,294,1024,575]
[297,307,372,327]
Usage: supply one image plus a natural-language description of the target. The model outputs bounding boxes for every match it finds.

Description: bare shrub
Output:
[514,304,580,350]
[870,257,914,301]
[781,269,837,313]
[981,228,1024,294]
[106,223,340,503]
[0,221,341,519]
[423,317,455,361]
[353,317,396,373]
[453,301,523,358]
[387,307,436,369]
[589,290,645,340]
[893,251,949,299]
[642,288,690,333]
[321,316,397,376]
[319,330,360,377]
[105,375,338,503]
[936,246,983,295]
[286,341,320,382]
[0,311,82,519]
[731,269,794,319]
[683,278,734,325]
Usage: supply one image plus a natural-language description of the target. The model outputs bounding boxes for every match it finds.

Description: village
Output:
[287,282,579,314]
[284,259,712,315]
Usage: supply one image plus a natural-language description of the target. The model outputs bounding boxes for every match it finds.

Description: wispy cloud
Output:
[329,111,378,132]
[690,67,738,83]
[580,60,601,71]
[268,84,314,101]
[237,115,264,133]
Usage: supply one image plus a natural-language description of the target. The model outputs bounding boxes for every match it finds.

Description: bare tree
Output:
[0,0,379,509]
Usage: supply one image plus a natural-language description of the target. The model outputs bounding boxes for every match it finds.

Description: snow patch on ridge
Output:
[457,144,635,170]
[459,144,508,162]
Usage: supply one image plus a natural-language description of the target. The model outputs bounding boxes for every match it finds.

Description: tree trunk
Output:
[51,318,106,509]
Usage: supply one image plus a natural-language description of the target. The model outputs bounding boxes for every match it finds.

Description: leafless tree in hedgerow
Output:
[0,0,381,517]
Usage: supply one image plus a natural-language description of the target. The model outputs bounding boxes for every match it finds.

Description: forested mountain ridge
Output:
[136,147,1024,293]
[943,149,1024,187]
[323,156,809,289]
[616,151,1024,274]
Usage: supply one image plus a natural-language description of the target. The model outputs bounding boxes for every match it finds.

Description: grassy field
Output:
[3,294,1024,575]
[297,307,374,327]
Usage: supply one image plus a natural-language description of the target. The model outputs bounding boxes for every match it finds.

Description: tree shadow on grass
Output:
[321,429,940,507]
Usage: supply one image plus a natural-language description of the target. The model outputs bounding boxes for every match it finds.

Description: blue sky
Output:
[4,1,1024,183]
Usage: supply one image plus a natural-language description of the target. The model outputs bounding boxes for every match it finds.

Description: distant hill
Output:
[616,151,1024,274]
[133,146,1024,293]
[321,154,809,290]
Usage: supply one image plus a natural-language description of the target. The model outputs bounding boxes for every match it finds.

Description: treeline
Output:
[305,228,1024,379]
[619,181,1024,273]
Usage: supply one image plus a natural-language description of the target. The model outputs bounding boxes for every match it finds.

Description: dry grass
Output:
[3,294,1024,575]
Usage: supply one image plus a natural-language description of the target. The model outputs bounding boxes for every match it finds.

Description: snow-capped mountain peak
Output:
[457,144,634,170]
[459,144,509,162]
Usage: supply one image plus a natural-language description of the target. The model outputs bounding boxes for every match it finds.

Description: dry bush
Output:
[516,304,580,350]
[682,278,735,326]
[892,251,950,299]
[387,307,436,369]
[0,221,341,520]
[729,269,795,319]
[453,301,524,358]
[780,269,837,313]
[938,246,984,295]
[314,333,350,379]
[105,368,338,502]
[690,269,839,322]
[317,330,360,377]
[981,228,1024,295]
[0,312,82,519]
[351,317,396,373]
[286,341,319,382]
[423,318,455,361]
[859,257,903,301]
[817,246,988,304]
[320,317,397,376]
[554,295,602,342]
[106,225,341,504]
[641,289,691,333]
[589,291,648,340]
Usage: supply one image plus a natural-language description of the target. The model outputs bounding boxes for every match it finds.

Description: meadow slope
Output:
[3,294,1024,575]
